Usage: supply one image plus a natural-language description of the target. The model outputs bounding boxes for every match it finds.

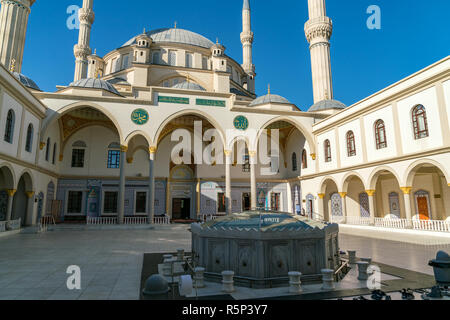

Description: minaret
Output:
[73,0,95,81]
[305,0,333,103]
[241,0,255,93]
[0,0,36,73]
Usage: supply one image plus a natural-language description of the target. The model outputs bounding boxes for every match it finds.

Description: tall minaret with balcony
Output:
[304,0,334,103]
[241,0,255,93]
[73,0,95,81]
[0,0,36,73]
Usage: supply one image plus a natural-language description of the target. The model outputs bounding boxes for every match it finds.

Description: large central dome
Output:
[121,28,215,49]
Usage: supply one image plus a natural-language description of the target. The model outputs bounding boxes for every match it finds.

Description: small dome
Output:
[171,81,206,91]
[249,94,292,107]
[69,78,121,96]
[122,28,214,49]
[308,99,346,112]
[12,72,40,91]
[142,274,169,296]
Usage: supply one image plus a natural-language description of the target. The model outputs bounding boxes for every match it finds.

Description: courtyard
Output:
[0,225,449,300]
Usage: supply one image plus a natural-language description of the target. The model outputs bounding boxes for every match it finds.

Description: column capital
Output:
[25,191,35,198]
[400,187,413,195]
[447,183,450,187]
[6,189,17,197]
[59,154,64,162]
[339,192,347,199]
[224,149,232,156]
[366,190,376,197]
[120,145,128,152]
[127,157,133,164]
[248,150,257,157]
[310,153,317,161]
[149,146,157,154]
[318,193,325,199]
[39,142,45,150]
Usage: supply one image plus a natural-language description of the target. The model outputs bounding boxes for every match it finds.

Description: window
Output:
[45,138,51,161]
[4,109,15,143]
[67,191,83,214]
[412,105,429,139]
[168,51,177,66]
[242,150,250,173]
[25,124,33,152]
[122,54,130,69]
[346,131,356,157]
[71,149,85,168]
[152,51,160,64]
[302,149,308,169]
[185,53,193,68]
[103,192,118,214]
[52,143,57,164]
[202,57,208,70]
[135,192,147,214]
[107,150,121,169]
[324,140,332,163]
[374,120,387,149]
[217,193,226,213]
[292,153,298,172]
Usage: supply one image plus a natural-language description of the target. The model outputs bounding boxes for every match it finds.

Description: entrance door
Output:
[242,193,251,211]
[271,193,281,211]
[417,196,430,220]
[0,191,7,221]
[172,198,191,220]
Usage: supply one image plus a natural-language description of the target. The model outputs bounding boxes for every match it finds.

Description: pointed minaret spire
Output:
[241,0,255,93]
[74,0,95,81]
[305,0,334,103]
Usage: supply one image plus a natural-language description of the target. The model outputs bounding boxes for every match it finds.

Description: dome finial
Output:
[268,84,271,95]
[143,27,146,34]
[174,21,177,29]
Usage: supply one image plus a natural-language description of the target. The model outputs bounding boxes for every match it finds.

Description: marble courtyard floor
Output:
[0,225,449,300]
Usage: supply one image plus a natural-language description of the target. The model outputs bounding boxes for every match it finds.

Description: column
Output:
[196,179,201,218]
[148,147,156,224]
[166,178,170,218]
[25,191,35,225]
[224,150,232,215]
[249,151,257,209]
[339,192,347,224]
[366,190,376,225]
[401,187,413,228]
[5,189,16,221]
[118,145,127,224]
[318,193,325,221]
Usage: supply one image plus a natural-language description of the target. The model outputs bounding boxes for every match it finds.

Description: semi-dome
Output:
[171,81,206,91]
[12,72,40,91]
[69,78,121,96]
[308,99,346,112]
[122,28,215,49]
[249,93,292,107]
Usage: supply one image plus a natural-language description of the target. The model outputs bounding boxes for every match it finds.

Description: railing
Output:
[331,215,346,224]
[374,218,410,229]
[412,219,450,232]
[198,214,220,222]
[6,218,21,230]
[0,221,6,232]
[87,217,117,225]
[345,216,372,226]
[38,216,56,232]
[154,215,171,225]
[124,217,148,225]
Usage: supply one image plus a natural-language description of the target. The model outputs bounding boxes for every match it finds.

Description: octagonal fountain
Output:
[191,211,340,288]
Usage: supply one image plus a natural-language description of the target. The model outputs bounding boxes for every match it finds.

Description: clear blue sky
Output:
[21,0,450,111]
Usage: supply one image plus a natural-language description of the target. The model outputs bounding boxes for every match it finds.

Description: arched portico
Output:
[12,171,34,226]
[0,164,16,222]
[319,177,340,222]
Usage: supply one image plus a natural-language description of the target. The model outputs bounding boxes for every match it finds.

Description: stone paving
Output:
[0,225,449,300]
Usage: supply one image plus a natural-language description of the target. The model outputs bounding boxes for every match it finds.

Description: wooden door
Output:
[417,197,430,220]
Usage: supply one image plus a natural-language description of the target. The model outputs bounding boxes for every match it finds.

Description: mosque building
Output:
[0,0,449,233]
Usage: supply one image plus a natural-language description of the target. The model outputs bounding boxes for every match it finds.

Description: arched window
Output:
[25,124,33,152]
[346,131,356,157]
[4,109,15,143]
[107,142,121,169]
[302,149,308,169]
[71,141,86,168]
[374,120,387,149]
[292,153,298,172]
[412,105,429,139]
[324,140,332,163]
[45,138,51,161]
[52,143,57,165]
